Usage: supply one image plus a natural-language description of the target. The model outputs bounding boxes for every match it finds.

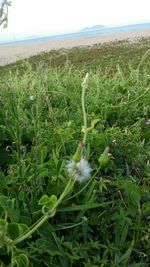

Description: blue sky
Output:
[0,0,150,38]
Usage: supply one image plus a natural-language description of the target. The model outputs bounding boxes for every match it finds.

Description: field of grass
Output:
[0,38,150,267]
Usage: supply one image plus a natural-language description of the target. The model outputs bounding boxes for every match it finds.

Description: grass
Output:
[0,38,150,267]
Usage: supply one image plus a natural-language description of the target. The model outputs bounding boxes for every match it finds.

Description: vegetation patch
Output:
[0,39,150,266]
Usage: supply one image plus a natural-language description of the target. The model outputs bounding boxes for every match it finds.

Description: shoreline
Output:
[0,28,150,66]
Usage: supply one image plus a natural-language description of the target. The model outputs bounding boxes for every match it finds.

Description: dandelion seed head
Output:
[145,119,150,125]
[29,95,35,101]
[66,157,92,183]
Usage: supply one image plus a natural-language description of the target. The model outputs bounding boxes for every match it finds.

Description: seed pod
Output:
[98,146,110,168]
[72,142,84,163]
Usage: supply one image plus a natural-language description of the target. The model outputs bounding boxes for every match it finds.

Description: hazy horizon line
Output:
[0,20,150,43]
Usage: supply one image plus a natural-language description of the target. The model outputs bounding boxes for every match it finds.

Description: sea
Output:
[0,22,150,46]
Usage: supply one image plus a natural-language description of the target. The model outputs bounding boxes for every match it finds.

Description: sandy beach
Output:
[0,28,150,66]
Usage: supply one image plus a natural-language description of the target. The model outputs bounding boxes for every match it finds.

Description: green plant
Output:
[0,40,150,266]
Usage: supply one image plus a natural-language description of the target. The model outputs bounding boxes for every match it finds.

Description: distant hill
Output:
[80,24,105,32]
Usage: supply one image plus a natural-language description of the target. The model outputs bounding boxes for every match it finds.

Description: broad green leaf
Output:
[38,195,51,206]
[0,195,15,210]
[38,194,57,210]
[8,208,20,223]
[6,223,29,240]
[6,223,20,239]
[14,254,29,267]
[18,191,25,202]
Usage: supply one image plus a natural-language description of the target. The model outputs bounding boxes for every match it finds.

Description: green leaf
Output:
[0,195,15,210]
[119,240,134,265]
[37,168,49,181]
[123,180,141,215]
[14,254,29,267]
[18,191,25,202]
[19,224,29,235]
[90,118,100,129]
[38,195,51,206]
[40,146,48,163]
[6,223,20,239]
[58,201,112,212]
[0,219,6,226]
[8,208,20,222]
[6,223,29,240]
[38,221,55,237]
[38,194,57,210]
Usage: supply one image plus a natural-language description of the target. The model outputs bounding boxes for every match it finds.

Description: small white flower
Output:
[66,157,92,183]
[29,95,35,101]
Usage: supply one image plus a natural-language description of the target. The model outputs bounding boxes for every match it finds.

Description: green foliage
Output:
[123,180,141,215]
[14,254,29,267]
[0,39,150,266]
[39,194,57,213]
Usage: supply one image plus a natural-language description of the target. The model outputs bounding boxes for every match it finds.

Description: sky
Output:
[0,0,150,38]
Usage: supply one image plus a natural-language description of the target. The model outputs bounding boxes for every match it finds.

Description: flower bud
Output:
[72,142,84,163]
[98,146,110,168]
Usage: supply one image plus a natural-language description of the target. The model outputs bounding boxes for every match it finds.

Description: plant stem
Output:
[13,179,74,246]
[53,178,74,210]
[13,214,49,245]
[81,73,89,144]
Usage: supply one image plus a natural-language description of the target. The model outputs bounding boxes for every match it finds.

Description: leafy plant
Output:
[0,39,150,266]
